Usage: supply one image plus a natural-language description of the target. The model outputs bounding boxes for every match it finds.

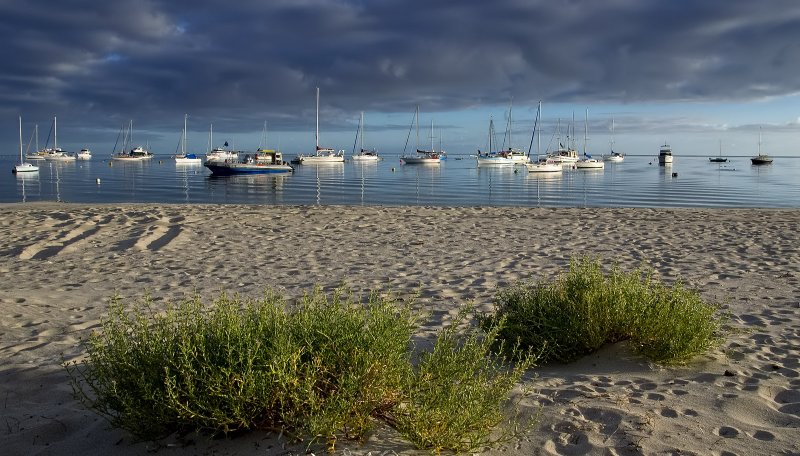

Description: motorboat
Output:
[76,148,92,160]
[658,144,673,165]
[204,148,294,175]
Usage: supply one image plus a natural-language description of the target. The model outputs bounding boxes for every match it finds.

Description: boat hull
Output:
[575,159,605,169]
[401,157,441,164]
[351,154,380,161]
[526,162,562,173]
[13,163,39,173]
[204,162,293,175]
[297,153,345,163]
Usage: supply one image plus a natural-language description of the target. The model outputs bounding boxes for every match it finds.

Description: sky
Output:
[3,0,800,158]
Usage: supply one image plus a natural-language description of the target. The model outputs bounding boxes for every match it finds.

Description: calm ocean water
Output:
[3,153,799,208]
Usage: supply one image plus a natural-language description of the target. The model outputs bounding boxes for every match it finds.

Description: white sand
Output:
[1,203,798,455]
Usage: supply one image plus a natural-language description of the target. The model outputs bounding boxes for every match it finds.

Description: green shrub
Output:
[64,288,536,452]
[485,257,724,365]
[394,309,536,453]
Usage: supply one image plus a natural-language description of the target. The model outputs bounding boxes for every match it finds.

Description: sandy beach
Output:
[1,203,798,455]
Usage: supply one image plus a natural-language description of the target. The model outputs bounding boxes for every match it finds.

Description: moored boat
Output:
[296,87,345,164]
[751,129,773,165]
[76,148,92,160]
[658,143,673,165]
[204,148,293,175]
[401,107,442,165]
[13,116,39,174]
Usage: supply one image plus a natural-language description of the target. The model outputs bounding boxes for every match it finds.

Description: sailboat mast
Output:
[537,101,542,157]
[430,119,434,152]
[360,112,364,150]
[583,108,588,156]
[19,116,23,162]
[54,116,58,150]
[611,116,615,152]
[315,87,320,150]
[183,114,187,155]
[416,106,420,150]
[35,124,39,152]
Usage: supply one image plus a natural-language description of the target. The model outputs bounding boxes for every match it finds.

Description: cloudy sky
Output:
[3,0,800,157]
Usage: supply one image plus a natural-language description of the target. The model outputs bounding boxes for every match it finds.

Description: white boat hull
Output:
[575,159,605,169]
[351,154,380,161]
[526,162,562,173]
[401,157,441,164]
[658,155,673,165]
[299,154,345,164]
[13,163,39,173]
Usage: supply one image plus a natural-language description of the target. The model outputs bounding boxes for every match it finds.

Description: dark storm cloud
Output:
[2,0,800,140]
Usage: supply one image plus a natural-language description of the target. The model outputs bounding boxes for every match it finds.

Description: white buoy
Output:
[96,178,101,184]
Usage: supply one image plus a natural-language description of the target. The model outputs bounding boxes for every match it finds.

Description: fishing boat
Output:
[204,148,293,175]
[174,115,202,164]
[76,148,92,160]
[526,101,563,173]
[658,143,673,165]
[13,116,39,174]
[401,106,442,164]
[296,87,345,164]
[351,112,380,161]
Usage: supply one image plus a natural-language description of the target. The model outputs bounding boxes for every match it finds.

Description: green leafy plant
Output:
[484,257,724,365]
[64,288,537,453]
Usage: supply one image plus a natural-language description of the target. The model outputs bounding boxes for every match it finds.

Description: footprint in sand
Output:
[18,214,111,260]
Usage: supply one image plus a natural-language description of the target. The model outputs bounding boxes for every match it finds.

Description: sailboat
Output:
[42,116,76,161]
[575,108,605,169]
[603,117,624,162]
[547,118,579,164]
[112,120,154,160]
[526,101,562,173]
[476,116,511,166]
[174,114,202,164]
[477,99,528,165]
[751,128,773,165]
[296,87,345,164]
[13,116,40,173]
[709,140,728,163]
[401,106,442,164]
[25,125,47,160]
[351,112,380,161]
[205,123,238,163]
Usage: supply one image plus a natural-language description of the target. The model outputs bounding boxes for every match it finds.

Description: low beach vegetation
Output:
[483,257,724,365]
[64,288,535,453]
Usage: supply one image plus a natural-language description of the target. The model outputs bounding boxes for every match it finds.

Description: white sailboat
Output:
[526,101,562,173]
[477,99,528,165]
[401,106,442,164]
[205,123,238,163]
[296,87,345,164]
[603,116,624,162]
[174,114,202,164]
[476,117,511,166]
[13,116,39,173]
[42,116,76,161]
[113,120,154,161]
[575,108,605,170]
[25,125,47,160]
[351,112,380,161]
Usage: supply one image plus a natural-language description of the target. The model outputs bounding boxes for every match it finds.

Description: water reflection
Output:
[15,171,40,203]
